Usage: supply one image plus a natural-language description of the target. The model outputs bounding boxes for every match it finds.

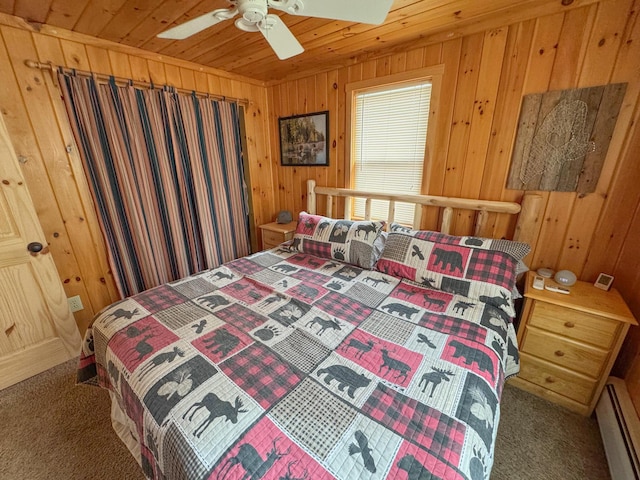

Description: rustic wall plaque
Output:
[507,83,627,192]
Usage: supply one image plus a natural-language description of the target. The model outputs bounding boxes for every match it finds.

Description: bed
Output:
[78,181,541,480]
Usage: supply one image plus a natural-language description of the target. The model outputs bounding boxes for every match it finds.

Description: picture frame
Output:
[594,273,614,291]
[279,111,329,166]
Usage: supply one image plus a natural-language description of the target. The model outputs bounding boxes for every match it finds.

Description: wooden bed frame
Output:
[306,179,542,256]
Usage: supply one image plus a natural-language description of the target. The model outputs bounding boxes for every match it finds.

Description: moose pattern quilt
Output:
[78,248,520,480]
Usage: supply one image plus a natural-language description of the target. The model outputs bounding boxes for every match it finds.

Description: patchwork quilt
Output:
[78,248,520,480]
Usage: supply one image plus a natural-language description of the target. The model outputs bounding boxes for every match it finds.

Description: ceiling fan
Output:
[157,0,394,60]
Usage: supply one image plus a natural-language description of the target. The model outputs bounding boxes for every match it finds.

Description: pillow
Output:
[290,212,385,269]
[375,224,531,316]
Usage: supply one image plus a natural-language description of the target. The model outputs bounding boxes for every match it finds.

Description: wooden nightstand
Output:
[259,221,297,250]
[510,271,637,415]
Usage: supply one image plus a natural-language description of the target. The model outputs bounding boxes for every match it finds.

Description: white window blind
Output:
[353,82,431,224]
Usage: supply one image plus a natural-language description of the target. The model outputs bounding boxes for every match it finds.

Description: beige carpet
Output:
[0,359,611,480]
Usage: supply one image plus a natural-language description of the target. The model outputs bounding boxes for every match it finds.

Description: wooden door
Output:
[0,113,80,390]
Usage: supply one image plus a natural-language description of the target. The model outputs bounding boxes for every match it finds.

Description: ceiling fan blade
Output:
[157,8,238,40]
[257,15,304,60]
[272,0,394,25]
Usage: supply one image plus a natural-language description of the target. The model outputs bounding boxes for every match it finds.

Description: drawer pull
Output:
[564,321,575,328]
[545,376,556,384]
[554,350,565,357]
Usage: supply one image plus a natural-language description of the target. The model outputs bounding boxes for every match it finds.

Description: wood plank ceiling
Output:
[2,0,590,83]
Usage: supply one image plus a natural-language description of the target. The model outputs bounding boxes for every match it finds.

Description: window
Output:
[348,69,440,225]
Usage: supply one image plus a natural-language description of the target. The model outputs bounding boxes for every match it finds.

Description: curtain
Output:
[59,72,250,298]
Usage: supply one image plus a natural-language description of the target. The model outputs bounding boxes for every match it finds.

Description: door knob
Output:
[27,242,43,253]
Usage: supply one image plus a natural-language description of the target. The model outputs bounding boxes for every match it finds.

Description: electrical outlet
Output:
[67,295,84,313]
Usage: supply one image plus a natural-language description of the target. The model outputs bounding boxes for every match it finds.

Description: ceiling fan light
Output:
[235,17,260,32]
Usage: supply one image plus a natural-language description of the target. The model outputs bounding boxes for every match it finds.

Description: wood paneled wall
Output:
[266,0,640,399]
[0,14,273,333]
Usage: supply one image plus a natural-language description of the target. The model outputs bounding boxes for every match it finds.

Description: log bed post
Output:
[307,180,317,214]
[441,207,453,235]
[513,192,543,262]
[474,209,489,237]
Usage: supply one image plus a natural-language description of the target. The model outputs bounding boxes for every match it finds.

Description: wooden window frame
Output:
[344,65,445,196]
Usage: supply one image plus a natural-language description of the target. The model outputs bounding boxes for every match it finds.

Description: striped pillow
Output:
[290,212,385,269]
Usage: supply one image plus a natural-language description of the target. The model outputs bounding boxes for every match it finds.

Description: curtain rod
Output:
[24,59,250,106]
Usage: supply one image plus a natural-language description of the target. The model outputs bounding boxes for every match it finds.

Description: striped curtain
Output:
[59,72,250,298]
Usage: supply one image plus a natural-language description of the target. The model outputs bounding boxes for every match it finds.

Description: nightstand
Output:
[510,271,637,415]
[259,221,297,250]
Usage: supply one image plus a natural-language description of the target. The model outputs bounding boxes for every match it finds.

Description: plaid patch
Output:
[465,250,515,289]
[314,291,372,325]
[215,303,269,331]
[363,384,466,466]
[163,422,208,480]
[226,257,264,275]
[348,240,376,269]
[270,377,357,459]
[360,311,415,345]
[249,268,286,286]
[291,268,332,286]
[170,278,218,299]
[154,302,209,330]
[301,239,332,259]
[120,375,145,439]
[343,282,388,308]
[272,329,331,373]
[93,326,110,384]
[419,312,487,344]
[248,252,285,268]
[221,343,302,409]
[380,233,412,262]
[136,285,187,313]
[489,238,531,260]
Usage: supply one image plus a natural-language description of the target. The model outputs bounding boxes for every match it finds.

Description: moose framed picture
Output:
[279,111,329,166]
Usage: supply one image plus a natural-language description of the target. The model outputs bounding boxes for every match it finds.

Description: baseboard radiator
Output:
[596,377,640,480]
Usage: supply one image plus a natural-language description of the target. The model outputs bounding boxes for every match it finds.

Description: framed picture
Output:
[279,111,329,166]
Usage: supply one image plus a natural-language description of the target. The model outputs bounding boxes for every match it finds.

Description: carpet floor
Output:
[0,359,611,480]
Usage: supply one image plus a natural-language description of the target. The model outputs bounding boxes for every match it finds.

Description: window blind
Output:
[353,82,431,224]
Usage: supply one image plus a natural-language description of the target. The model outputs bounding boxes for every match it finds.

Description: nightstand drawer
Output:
[529,302,618,349]
[521,327,607,378]
[263,229,286,247]
[519,353,597,405]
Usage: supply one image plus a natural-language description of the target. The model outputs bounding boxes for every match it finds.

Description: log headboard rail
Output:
[306,180,542,251]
